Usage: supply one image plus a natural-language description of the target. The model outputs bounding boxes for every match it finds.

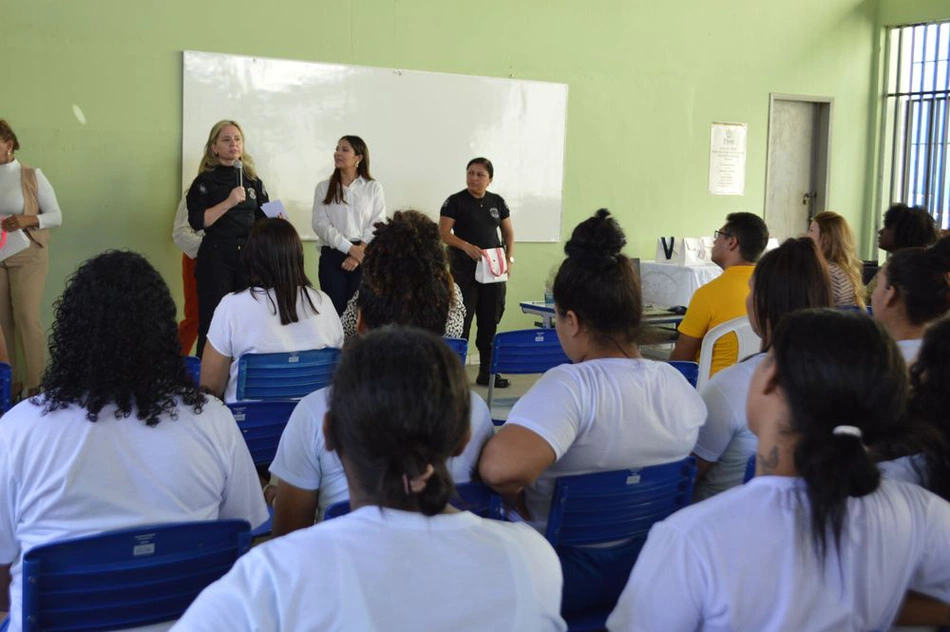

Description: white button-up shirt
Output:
[311,176,386,253]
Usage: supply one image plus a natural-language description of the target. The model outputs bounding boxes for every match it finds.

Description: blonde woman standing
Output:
[807,211,865,308]
[0,119,62,398]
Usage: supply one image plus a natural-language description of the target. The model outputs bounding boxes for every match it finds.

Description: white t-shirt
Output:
[506,358,706,531]
[175,507,565,631]
[897,338,923,364]
[270,387,494,518]
[207,286,344,403]
[311,176,387,253]
[692,353,765,500]
[607,477,950,632]
[880,454,926,486]
[0,397,269,632]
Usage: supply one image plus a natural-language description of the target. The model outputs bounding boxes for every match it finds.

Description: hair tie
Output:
[402,464,435,495]
[832,425,862,440]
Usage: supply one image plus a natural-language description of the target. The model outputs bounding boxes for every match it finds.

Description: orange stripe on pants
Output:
[178,253,200,355]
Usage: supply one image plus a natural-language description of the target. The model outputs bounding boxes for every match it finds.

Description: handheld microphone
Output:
[234,160,244,189]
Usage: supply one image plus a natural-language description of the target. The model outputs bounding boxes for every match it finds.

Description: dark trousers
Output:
[456,273,506,374]
[558,538,642,618]
[195,239,247,358]
[319,247,362,316]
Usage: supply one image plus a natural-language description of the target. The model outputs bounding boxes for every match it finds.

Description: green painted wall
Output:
[879,0,950,26]
[5,0,879,336]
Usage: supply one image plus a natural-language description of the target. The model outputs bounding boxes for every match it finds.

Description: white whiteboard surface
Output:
[182,51,567,242]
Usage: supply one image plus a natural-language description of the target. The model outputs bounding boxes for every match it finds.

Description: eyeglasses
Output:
[714,229,733,240]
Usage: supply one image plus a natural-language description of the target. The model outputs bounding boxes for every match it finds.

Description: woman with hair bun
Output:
[178,328,565,631]
[692,237,833,500]
[608,309,950,631]
[871,235,950,363]
[479,209,706,617]
[807,211,864,308]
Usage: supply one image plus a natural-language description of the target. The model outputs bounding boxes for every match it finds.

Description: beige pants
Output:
[0,239,48,392]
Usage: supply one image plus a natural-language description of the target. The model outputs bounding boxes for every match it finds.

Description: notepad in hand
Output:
[261,200,286,219]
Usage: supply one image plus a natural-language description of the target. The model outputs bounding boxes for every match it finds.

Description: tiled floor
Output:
[464,364,534,424]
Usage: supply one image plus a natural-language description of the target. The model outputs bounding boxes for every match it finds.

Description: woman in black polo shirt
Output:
[439,157,515,387]
[187,120,268,357]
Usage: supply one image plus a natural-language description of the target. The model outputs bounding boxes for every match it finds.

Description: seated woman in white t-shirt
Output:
[176,327,566,631]
[871,235,950,365]
[200,218,344,402]
[478,209,706,618]
[692,237,833,500]
[608,309,950,631]
[268,211,493,536]
[0,252,268,631]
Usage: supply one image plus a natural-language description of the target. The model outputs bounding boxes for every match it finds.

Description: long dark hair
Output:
[327,327,470,515]
[908,317,950,501]
[751,238,833,349]
[242,219,318,325]
[41,251,205,425]
[553,209,641,350]
[356,210,452,333]
[881,238,950,326]
[322,135,373,205]
[771,309,907,561]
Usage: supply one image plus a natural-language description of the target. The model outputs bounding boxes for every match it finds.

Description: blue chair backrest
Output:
[744,454,756,483]
[322,481,503,521]
[227,401,298,467]
[487,329,570,419]
[666,360,699,387]
[544,457,697,549]
[20,519,251,631]
[0,362,12,413]
[444,337,468,364]
[235,348,341,401]
[184,356,201,386]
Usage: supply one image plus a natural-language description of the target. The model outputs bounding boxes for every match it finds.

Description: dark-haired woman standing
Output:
[479,209,705,617]
[179,328,565,631]
[440,157,515,387]
[0,251,268,628]
[200,218,343,402]
[609,310,950,631]
[312,135,386,315]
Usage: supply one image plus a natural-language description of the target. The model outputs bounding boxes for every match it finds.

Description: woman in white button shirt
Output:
[311,135,386,315]
[0,119,63,399]
[608,309,950,631]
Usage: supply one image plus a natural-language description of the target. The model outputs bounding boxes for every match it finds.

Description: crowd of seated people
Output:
[1,204,950,631]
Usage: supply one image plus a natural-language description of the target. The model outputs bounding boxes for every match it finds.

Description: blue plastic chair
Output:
[487,329,571,424]
[235,348,341,401]
[184,355,201,386]
[666,360,699,387]
[17,519,251,631]
[322,481,503,521]
[0,362,12,414]
[444,337,469,365]
[544,457,697,631]
[744,453,756,483]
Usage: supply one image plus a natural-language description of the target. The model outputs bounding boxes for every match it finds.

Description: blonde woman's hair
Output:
[197,120,259,181]
[812,211,865,308]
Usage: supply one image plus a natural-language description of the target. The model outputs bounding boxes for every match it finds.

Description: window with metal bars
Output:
[882,21,950,230]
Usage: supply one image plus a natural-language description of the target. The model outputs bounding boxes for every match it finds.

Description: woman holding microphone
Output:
[311,135,386,315]
[187,120,268,357]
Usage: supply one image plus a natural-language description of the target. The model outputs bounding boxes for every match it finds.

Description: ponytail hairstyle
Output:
[241,218,318,325]
[879,238,950,326]
[908,317,950,500]
[197,120,259,180]
[553,209,641,350]
[810,211,865,308]
[771,309,907,561]
[750,238,833,349]
[357,210,452,334]
[327,327,470,515]
[322,135,373,205]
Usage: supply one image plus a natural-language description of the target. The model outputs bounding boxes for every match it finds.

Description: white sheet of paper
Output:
[708,122,747,196]
[261,200,285,219]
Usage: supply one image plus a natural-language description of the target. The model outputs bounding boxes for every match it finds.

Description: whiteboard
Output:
[182,51,567,242]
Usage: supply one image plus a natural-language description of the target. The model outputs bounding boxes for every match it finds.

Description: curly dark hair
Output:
[40,250,205,425]
[883,203,938,251]
[357,210,453,333]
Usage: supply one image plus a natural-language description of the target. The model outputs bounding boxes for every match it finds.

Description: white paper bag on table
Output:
[654,237,714,266]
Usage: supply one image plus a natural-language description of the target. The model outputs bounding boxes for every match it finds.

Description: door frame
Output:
[764,93,834,233]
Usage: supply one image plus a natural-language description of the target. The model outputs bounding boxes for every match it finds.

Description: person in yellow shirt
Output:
[670,212,768,377]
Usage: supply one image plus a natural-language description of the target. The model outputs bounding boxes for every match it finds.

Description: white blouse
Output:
[0,159,63,229]
[311,176,386,253]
